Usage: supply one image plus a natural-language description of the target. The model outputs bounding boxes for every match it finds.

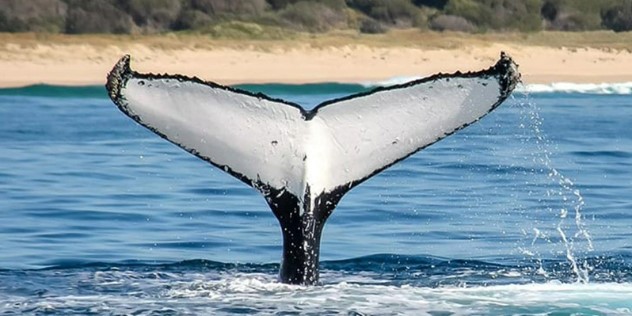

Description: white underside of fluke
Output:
[123,78,309,198]
[113,55,516,215]
[308,77,501,192]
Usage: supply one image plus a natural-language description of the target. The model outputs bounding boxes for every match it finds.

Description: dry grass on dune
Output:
[1,30,632,52]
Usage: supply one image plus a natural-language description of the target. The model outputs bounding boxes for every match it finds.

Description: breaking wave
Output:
[1,255,632,315]
[517,82,632,95]
[363,77,632,95]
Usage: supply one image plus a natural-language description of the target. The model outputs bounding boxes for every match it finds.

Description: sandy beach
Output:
[1,31,632,88]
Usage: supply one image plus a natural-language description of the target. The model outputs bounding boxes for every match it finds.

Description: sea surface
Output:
[0,81,631,315]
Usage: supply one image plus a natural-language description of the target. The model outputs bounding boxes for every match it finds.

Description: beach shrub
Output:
[411,5,439,29]
[0,0,67,33]
[347,0,421,26]
[443,0,489,29]
[413,0,449,9]
[429,14,475,32]
[602,0,632,32]
[442,0,542,32]
[491,0,543,32]
[173,9,213,30]
[65,0,134,34]
[321,0,348,10]
[280,1,347,32]
[266,0,299,9]
[186,0,269,16]
[541,0,608,31]
[540,0,557,21]
[359,18,387,33]
[3,0,630,34]
[266,0,343,10]
[553,13,601,31]
[118,0,182,33]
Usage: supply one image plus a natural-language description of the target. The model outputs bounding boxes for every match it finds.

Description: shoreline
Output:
[2,32,632,88]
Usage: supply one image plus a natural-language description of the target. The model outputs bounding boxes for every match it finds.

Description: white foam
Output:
[5,274,631,315]
[364,78,632,95]
[517,82,632,95]
[141,281,632,315]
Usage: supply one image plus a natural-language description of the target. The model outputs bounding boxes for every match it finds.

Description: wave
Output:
[2,255,632,315]
[24,253,632,285]
[3,273,632,316]
[3,281,632,315]
[517,82,632,95]
[364,77,632,95]
[2,81,632,99]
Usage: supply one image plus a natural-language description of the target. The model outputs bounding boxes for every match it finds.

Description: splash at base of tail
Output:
[106,53,520,285]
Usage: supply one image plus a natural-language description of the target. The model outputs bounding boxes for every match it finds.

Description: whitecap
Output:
[517,82,632,95]
[362,77,632,95]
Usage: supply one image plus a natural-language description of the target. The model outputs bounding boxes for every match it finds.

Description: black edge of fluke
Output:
[105,54,311,119]
[106,54,132,101]
[308,52,520,116]
[104,52,520,118]
[495,51,521,98]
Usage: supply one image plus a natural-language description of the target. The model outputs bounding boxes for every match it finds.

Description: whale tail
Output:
[106,53,520,285]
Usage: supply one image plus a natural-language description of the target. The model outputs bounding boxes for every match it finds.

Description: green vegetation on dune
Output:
[0,0,631,36]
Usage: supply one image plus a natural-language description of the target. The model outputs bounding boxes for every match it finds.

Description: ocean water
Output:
[0,81,631,315]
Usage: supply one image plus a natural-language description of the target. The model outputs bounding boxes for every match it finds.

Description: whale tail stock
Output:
[106,53,520,285]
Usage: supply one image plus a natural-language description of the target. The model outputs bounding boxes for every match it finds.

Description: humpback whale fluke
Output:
[106,53,520,285]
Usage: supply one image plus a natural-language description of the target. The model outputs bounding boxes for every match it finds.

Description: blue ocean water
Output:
[0,82,631,315]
